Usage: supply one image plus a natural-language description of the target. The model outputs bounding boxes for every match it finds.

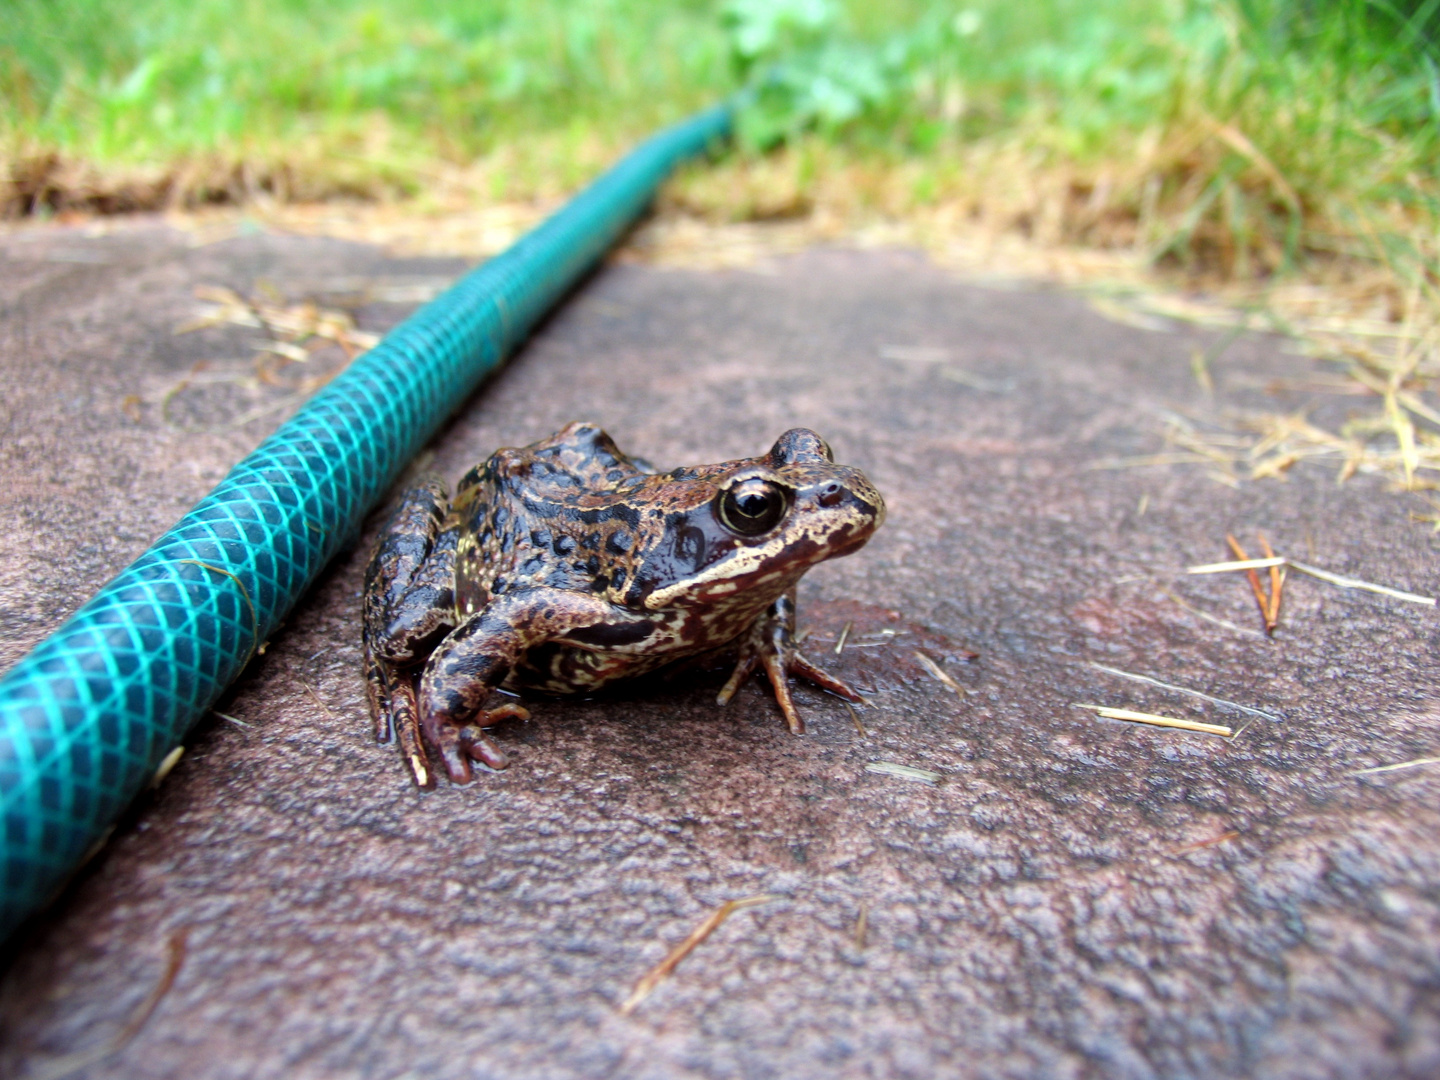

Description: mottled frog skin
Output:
[363,423,885,786]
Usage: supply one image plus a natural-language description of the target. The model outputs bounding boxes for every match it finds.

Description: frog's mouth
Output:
[809,500,885,560]
[825,517,882,559]
[805,470,886,546]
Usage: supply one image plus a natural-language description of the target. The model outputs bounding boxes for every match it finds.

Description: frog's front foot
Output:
[373,667,529,787]
[717,591,863,735]
[418,702,530,786]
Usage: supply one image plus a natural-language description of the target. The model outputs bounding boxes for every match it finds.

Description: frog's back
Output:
[452,422,654,607]
[458,422,648,503]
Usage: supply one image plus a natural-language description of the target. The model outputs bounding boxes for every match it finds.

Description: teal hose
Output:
[0,103,732,940]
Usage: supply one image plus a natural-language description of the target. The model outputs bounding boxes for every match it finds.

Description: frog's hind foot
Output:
[369,653,529,786]
[367,658,437,787]
[364,474,469,787]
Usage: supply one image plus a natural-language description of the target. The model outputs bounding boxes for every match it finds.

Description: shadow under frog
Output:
[363,422,885,786]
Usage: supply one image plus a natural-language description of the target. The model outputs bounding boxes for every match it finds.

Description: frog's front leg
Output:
[419,589,634,785]
[716,589,863,734]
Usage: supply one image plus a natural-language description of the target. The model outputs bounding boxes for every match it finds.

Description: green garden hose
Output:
[0,103,732,941]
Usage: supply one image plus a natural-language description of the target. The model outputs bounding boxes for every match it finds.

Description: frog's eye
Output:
[717,478,789,537]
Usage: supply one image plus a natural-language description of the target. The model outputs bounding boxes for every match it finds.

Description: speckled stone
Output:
[1,221,1438,1080]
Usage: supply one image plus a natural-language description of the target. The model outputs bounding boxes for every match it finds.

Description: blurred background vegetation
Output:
[1,0,1436,307]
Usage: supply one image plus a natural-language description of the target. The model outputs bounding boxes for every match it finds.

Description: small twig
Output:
[115,928,190,1046]
[620,896,776,1015]
[149,746,185,789]
[1184,555,1435,605]
[1072,703,1233,737]
[297,677,336,719]
[1257,533,1285,634]
[1190,346,1214,393]
[175,560,259,662]
[1287,561,1436,606]
[1353,756,1440,776]
[853,904,868,950]
[1186,556,1287,574]
[834,620,854,656]
[1229,716,1260,742]
[1158,587,1267,637]
[213,710,253,729]
[218,392,307,432]
[1088,452,1223,470]
[1226,534,1272,633]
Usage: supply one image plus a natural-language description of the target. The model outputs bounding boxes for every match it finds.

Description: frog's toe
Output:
[459,704,530,771]
[387,684,434,787]
[397,717,433,788]
[487,702,532,726]
[716,653,759,707]
[788,652,865,704]
[460,726,510,770]
[429,725,477,785]
[761,649,805,735]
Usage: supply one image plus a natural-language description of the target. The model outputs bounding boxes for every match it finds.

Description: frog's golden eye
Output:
[717,478,789,537]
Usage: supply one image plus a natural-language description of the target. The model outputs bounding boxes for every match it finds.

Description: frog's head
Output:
[628,428,885,610]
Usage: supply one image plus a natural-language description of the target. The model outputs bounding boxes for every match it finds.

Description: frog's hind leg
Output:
[717,589,863,735]
[366,661,433,786]
[363,474,461,786]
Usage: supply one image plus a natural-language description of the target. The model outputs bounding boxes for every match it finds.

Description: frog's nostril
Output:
[818,481,844,507]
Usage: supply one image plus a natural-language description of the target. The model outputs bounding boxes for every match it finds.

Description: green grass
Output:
[0,0,736,200]
[709,0,1440,287]
[2,0,1437,308]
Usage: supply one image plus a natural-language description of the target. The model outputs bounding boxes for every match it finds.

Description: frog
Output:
[362,422,886,787]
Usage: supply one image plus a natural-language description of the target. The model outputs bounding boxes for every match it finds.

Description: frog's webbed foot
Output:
[716,591,863,735]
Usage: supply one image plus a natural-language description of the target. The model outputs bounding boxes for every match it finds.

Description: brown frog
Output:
[363,422,885,786]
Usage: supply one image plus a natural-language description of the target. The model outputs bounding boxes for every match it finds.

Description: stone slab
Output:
[1,222,1438,1079]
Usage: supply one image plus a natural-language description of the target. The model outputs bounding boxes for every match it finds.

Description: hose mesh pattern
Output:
[0,105,730,939]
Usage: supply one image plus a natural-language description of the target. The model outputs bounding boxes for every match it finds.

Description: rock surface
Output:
[1,221,1438,1080]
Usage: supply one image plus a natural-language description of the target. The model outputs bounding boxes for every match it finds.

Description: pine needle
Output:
[865,761,943,783]
[1087,663,1281,721]
[1353,756,1440,776]
[1287,561,1436,605]
[1072,703,1233,737]
[620,895,776,1015]
[913,651,965,696]
[1186,556,1287,574]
